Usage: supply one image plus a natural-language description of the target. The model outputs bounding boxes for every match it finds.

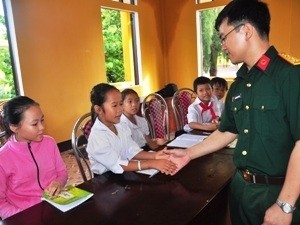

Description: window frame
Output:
[195,0,214,4]
[111,0,137,5]
[195,3,240,79]
[100,2,142,87]
[1,0,23,97]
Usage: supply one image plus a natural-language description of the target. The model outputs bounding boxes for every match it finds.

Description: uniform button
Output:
[261,105,265,110]
[242,151,247,155]
[244,129,249,134]
[246,83,251,87]
[234,107,237,111]
[245,105,249,110]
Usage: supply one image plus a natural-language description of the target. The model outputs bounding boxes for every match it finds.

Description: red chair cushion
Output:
[178,91,192,124]
[148,99,165,138]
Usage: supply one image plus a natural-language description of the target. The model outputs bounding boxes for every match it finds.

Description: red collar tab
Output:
[257,54,270,71]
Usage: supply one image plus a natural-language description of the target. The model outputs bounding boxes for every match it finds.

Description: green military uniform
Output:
[219,46,300,225]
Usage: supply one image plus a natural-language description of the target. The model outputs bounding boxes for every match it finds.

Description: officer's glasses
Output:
[219,24,245,45]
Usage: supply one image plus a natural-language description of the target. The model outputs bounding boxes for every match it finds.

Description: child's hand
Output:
[155,138,166,146]
[206,123,219,131]
[211,117,220,124]
[163,149,191,175]
[44,180,64,197]
[150,159,177,175]
[154,148,170,160]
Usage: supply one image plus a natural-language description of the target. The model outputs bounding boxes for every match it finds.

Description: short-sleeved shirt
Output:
[184,97,221,132]
[219,46,300,176]
[120,114,150,148]
[212,95,225,114]
[86,119,142,175]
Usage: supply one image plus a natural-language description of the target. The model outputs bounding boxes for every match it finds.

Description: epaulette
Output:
[278,53,300,65]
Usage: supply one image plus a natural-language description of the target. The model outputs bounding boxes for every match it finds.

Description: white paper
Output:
[227,138,237,148]
[167,133,206,148]
[136,168,159,177]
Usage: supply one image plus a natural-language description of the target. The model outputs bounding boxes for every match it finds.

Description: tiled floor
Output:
[61,149,87,186]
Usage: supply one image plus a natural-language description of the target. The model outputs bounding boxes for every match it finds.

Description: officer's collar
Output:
[237,46,278,78]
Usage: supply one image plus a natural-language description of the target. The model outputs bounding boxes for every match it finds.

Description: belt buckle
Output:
[242,169,252,182]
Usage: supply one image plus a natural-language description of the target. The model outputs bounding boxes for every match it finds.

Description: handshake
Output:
[154,148,191,176]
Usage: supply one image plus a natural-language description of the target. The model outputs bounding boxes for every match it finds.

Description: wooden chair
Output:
[0,130,6,148]
[171,88,196,131]
[0,105,7,147]
[71,112,93,182]
[141,93,170,141]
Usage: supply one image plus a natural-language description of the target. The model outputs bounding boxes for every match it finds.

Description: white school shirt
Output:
[212,95,225,115]
[183,97,221,132]
[120,114,150,148]
[86,118,142,175]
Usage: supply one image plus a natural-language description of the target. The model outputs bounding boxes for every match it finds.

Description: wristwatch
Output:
[276,199,296,214]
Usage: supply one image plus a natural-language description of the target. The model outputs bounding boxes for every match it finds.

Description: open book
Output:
[42,186,93,212]
[167,133,207,148]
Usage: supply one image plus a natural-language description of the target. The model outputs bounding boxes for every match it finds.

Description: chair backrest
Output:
[171,88,196,131]
[141,93,170,140]
[0,131,6,148]
[71,112,93,182]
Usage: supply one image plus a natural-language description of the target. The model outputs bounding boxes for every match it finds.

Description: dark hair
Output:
[90,83,119,122]
[1,96,39,137]
[193,76,211,92]
[121,88,139,102]
[215,0,270,39]
[210,77,228,90]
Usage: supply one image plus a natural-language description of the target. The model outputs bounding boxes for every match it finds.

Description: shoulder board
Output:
[278,53,300,65]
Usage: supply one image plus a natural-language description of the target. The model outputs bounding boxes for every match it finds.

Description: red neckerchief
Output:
[200,102,217,120]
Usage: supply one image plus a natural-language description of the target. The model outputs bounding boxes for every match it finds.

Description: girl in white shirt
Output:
[120,88,164,150]
[86,83,177,176]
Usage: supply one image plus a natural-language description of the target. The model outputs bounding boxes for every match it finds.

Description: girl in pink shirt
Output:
[0,96,67,219]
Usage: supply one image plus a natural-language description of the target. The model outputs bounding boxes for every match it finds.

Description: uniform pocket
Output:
[252,95,279,134]
[230,98,243,124]
[231,98,243,113]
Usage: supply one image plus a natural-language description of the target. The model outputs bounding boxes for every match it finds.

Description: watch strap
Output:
[276,199,296,213]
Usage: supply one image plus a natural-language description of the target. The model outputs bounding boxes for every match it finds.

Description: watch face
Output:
[283,203,293,213]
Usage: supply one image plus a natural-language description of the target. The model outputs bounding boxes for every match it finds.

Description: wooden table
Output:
[2,149,235,225]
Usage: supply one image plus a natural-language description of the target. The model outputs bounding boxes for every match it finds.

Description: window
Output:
[0,0,22,101]
[196,6,240,78]
[101,6,142,86]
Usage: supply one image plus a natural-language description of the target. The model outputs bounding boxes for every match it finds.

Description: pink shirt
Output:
[0,135,68,219]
